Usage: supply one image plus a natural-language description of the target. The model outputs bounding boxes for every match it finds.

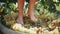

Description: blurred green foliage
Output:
[0,0,60,28]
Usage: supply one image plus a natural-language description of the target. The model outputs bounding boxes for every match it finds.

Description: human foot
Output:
[16,18,24,25]
[30,15,38,22]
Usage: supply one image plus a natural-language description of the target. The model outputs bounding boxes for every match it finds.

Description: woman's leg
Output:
[17,0,25,24]
[28,0,37,22]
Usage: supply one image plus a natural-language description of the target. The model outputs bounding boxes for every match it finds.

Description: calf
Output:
[17,0,37,24]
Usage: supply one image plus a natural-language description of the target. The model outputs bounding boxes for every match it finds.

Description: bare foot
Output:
[16,18,24,25]
[30,16,38,22]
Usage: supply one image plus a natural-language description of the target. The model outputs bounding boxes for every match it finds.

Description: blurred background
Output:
[0,0,60,34]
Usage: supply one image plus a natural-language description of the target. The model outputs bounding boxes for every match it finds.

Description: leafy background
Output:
[0,0,60,31]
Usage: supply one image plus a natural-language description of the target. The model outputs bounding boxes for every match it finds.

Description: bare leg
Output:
[28,0,37,22]
[17,0,25,24]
